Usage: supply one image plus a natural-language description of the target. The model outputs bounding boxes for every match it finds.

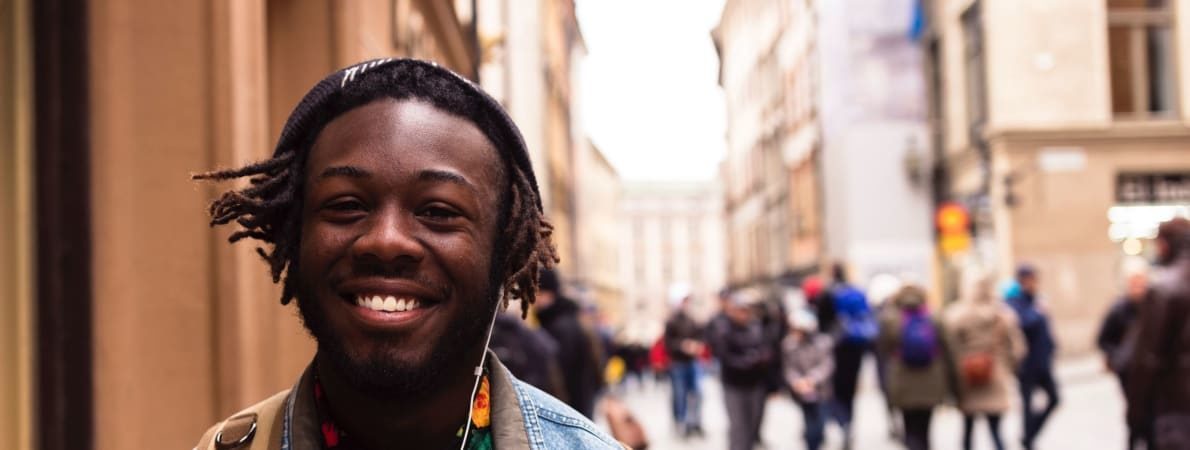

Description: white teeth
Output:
[355,294,423,312]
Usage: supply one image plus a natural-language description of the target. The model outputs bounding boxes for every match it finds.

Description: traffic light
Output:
[936,202,972,255]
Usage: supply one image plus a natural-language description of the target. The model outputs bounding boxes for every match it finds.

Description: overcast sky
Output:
[576,0,727,182]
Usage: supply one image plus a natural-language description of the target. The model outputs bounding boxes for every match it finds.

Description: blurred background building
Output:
[620,181,727,344]
[924,0,1190,354]
[714,0,933,299]
[713,0,826,293]
[573,140,625,324]
[817,0,934,288]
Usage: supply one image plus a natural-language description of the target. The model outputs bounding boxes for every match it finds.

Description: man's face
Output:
[725,302,752,325]
[296,99,505,399]
[1126,272,1148,301]
[1019,274,1037,294]
[534,289,556,309]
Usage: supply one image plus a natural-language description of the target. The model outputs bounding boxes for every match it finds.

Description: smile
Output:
[355,294,424,313]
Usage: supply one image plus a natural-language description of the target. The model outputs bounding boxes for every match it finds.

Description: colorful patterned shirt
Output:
[312,368,493,450]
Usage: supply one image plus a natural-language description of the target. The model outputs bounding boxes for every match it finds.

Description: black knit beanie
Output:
[274,57,543,212]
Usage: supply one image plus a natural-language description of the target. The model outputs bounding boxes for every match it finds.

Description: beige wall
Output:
[1178,0,1190,122]
[984,0,1111,130]
[88,1,315,448]
[86,0,477,448]
[0,0,34,447]
[940,0,1190,140]
[992,129,1190,354]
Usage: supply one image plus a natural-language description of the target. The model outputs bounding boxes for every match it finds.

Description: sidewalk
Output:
[598,355,1125,449]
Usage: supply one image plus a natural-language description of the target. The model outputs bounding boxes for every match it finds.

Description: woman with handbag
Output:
[943,268,1026,450]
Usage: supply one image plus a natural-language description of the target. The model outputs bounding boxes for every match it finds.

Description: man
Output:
[707,290,773,450]
[1127,217,1190,449]
[1007,264,1059,450]
[192,59,621,449]
[1097,258,1150,450]
[663,288,705,437]
[533,268,605,419]
[817,263,874,449]
[489,299,566,400]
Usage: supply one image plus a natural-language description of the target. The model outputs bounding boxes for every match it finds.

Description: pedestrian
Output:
[664,287,706,437]
[869,273,906,441]
[490,300,567,400]
[191,58,622,449]
[1007,264,1060,450]
[782,308,834,450]
[944,268,1026,450]
[1126,217,1190,449]
[534,268,607,419]
[1097,257,1151,450]
[877,284,951,450]
[708,290,774,450]
[817,263,877,448]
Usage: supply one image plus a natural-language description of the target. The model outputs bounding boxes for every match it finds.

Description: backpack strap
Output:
[194,389,291,450]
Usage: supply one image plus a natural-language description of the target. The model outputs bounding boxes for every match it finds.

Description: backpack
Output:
[900,309,939,367]
[834,285,877,345]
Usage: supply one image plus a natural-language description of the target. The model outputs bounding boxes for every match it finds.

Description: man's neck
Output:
[314,353,480,450]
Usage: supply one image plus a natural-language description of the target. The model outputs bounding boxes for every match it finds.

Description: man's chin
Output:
[319,345,455,402]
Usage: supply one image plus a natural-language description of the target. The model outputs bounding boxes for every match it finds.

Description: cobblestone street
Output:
[598,356,1124,450]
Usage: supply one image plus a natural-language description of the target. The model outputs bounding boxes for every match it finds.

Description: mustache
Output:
[345,260,452,300]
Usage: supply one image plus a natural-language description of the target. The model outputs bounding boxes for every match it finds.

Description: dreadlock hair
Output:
[193,59,557,317]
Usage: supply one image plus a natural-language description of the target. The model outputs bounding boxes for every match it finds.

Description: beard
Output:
[295,279,500,403]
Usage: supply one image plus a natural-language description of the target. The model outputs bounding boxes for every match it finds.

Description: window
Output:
[962,3,987,141]
[1108,0,1177,119]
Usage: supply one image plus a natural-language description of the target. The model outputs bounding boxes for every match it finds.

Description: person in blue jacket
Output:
[1006,264,1059,450]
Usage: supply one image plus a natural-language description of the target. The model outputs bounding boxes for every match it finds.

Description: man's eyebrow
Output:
[418,169,477,193]
[319,165,371,179]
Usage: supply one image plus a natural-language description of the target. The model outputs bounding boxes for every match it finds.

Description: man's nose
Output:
[351,207,425,264]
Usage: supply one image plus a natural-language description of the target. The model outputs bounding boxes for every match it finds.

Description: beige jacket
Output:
[943,286,1026,414]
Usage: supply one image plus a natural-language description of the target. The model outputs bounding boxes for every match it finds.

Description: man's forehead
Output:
[305,100,505,192]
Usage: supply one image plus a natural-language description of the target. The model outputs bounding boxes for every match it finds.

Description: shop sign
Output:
[1117,172,1190,204]
[1037,147,1087,173]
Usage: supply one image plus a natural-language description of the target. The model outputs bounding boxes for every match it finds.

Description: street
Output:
[598,356,1125,450]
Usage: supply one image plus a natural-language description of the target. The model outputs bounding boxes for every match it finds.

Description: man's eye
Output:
[325,200,365,212]
[419,205,461,221]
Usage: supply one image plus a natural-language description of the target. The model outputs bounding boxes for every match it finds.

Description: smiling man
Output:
[193,59,623,450]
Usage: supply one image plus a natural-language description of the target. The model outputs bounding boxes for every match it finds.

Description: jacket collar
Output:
[280,352,531,450]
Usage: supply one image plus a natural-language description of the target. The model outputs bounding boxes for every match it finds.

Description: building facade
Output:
[714,0,826,292]
[925,0,1190,354]
[573,141,625,324]
[715,0,934,297]
[3,1,479,449]
[817,0,935,289]
[620,182,727,343]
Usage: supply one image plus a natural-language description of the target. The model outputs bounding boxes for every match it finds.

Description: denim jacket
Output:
[195,353,624,450]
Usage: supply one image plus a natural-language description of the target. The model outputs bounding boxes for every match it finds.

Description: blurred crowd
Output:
[487,218,1190,450]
